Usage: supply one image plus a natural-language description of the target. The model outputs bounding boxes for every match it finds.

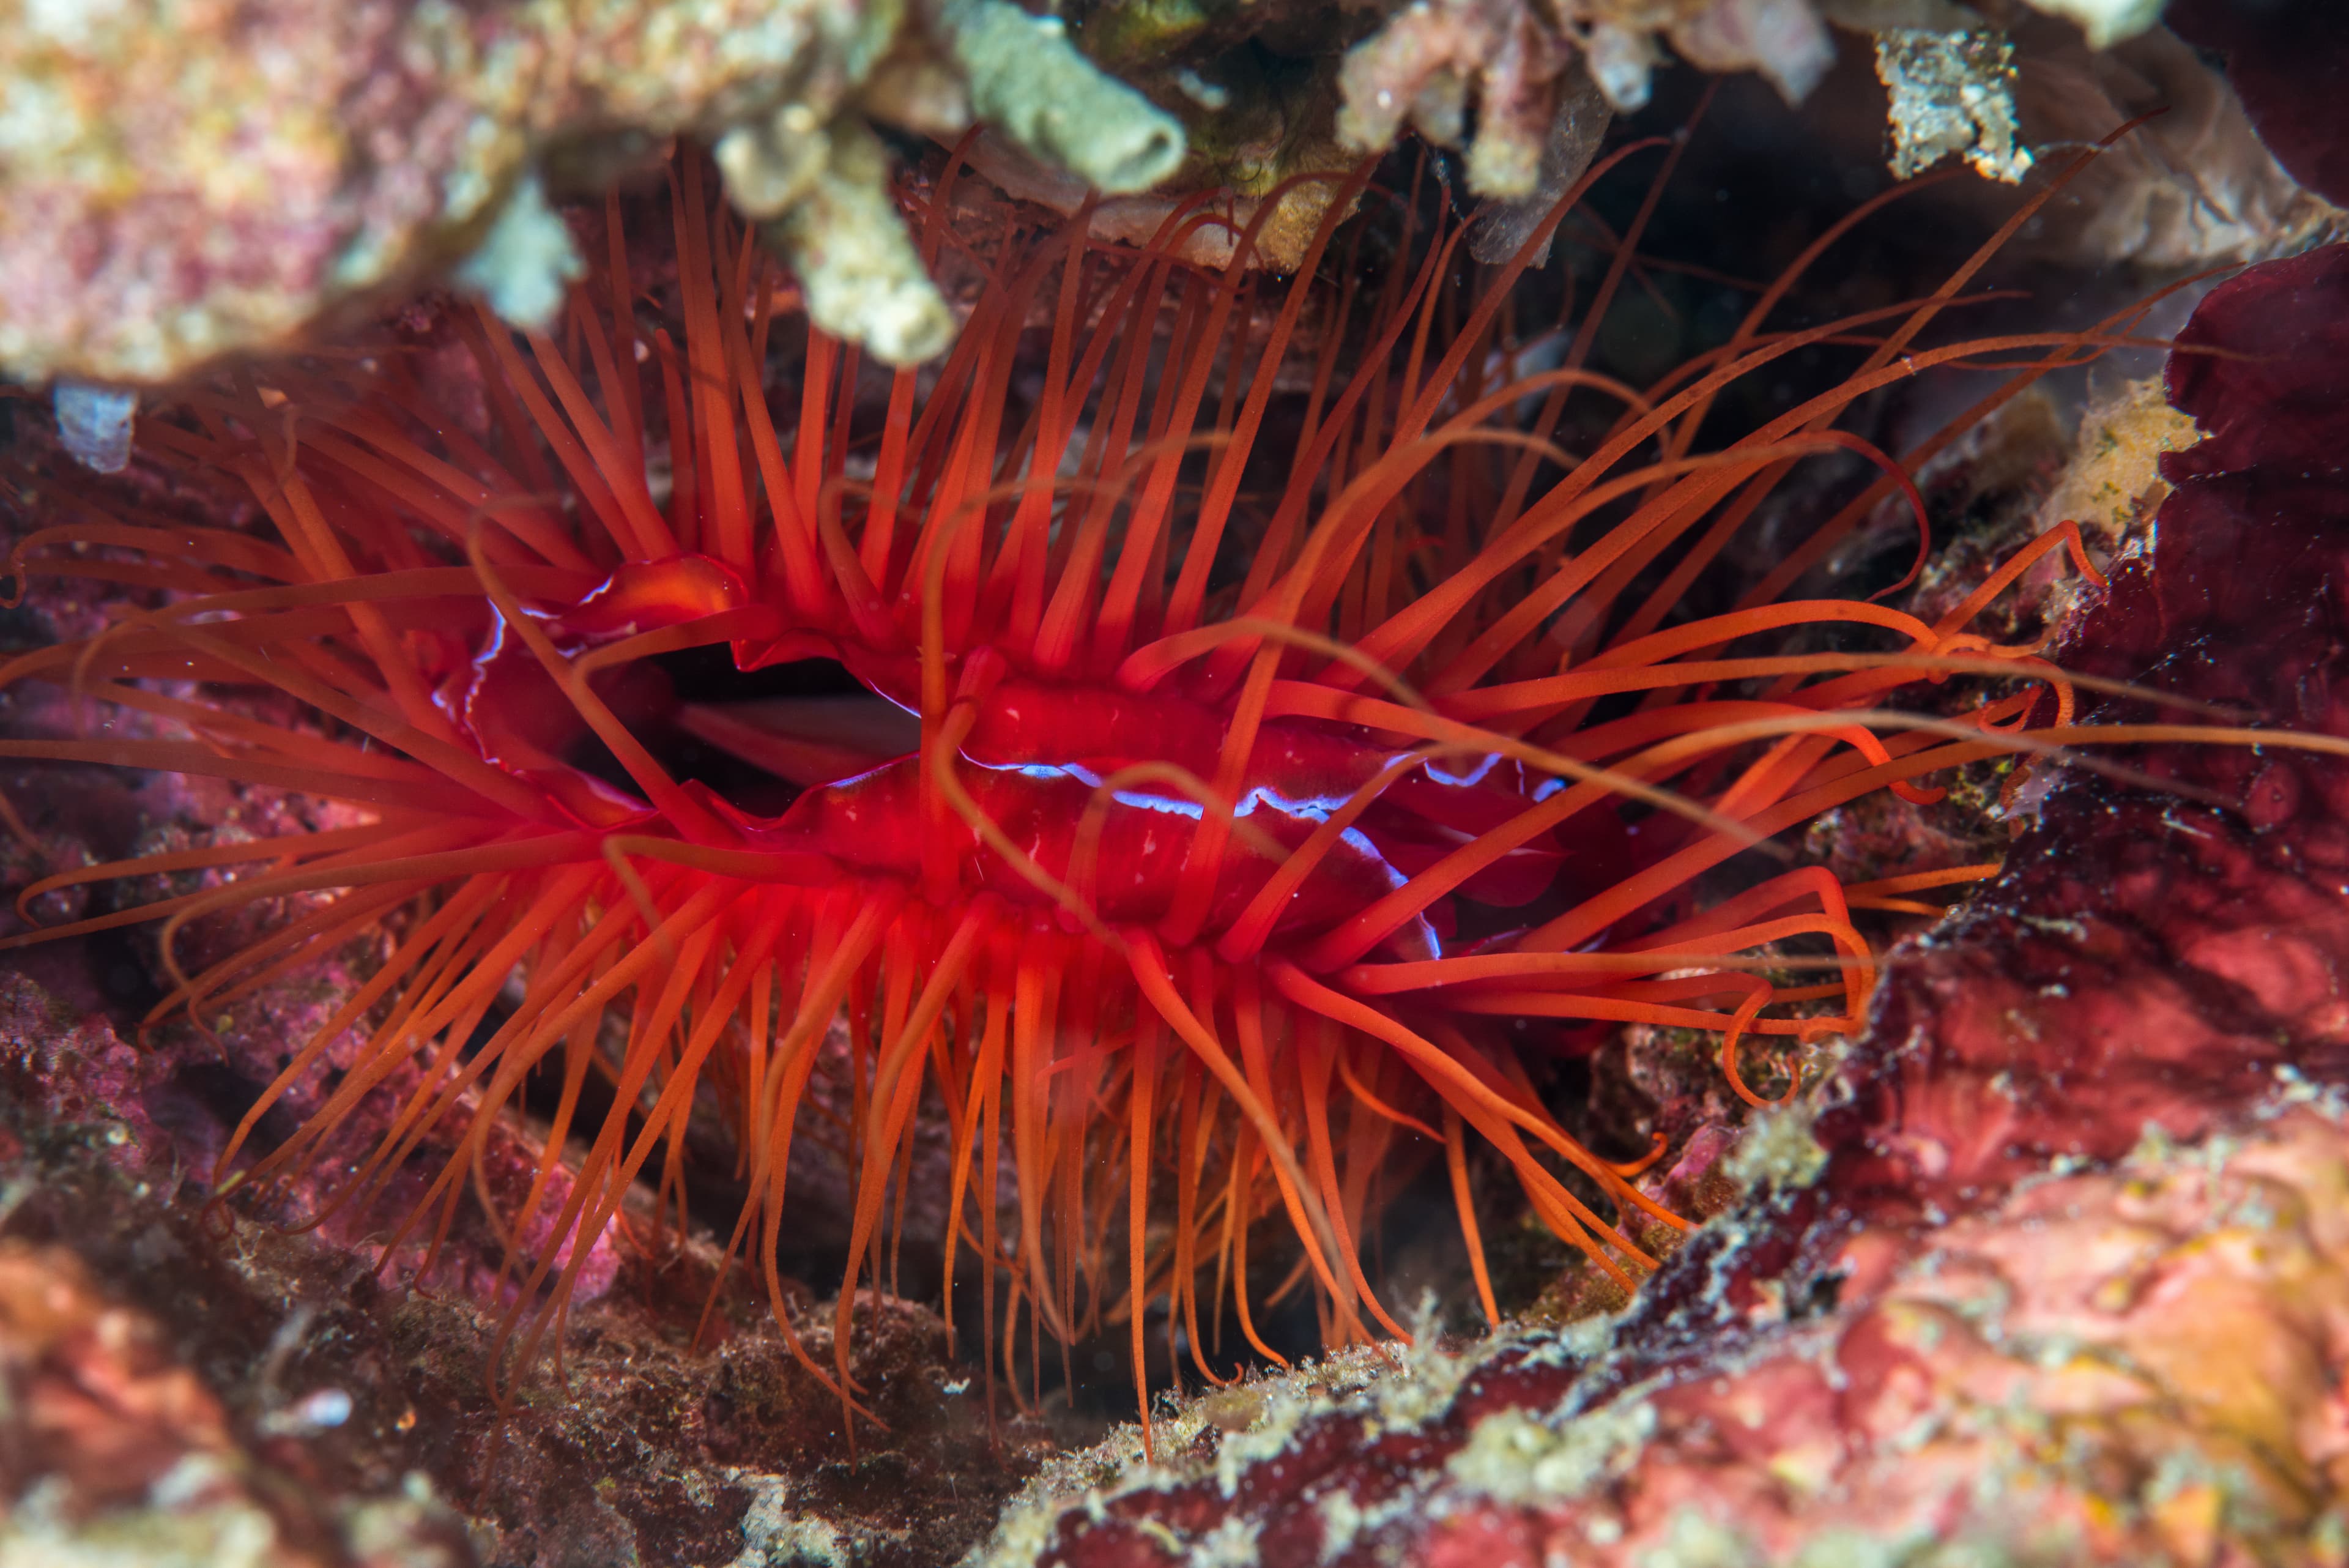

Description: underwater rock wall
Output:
[0,0,1186,384]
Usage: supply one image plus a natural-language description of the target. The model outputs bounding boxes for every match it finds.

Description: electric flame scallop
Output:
[5,143,2250,1450]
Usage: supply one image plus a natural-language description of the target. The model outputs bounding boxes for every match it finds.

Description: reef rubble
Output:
[4,0,2271,414]
[0,0,1185,385]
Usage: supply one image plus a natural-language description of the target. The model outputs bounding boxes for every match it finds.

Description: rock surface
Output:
[0,0,1183,383]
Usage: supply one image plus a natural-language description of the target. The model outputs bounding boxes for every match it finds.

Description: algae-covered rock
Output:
[0,0,1183,384]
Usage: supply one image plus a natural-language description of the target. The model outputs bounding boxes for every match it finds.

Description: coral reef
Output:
[0,0,1182,386]
[10,0,2336,445]
[960,240,2349,1566]
[12,0,2305,412]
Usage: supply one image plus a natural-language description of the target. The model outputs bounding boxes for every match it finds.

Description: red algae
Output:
[1838,242,2349,1200]
[2170,0,2349,208]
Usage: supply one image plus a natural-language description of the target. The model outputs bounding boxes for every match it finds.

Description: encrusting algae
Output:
[0,0,2203,404]
[0,0,1183,389]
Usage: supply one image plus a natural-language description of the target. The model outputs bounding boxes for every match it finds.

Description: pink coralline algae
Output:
[966,243,2349,1568]
[0,0,1188,383]
[978,1105,2349,1567]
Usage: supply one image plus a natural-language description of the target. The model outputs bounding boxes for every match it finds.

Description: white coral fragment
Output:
[452,174,584,331]
[52,378,136,474]
[1875,28,2033,184]
[1671,0,1836,105]
[714,105,830,220]
[1584,23,1660,113]
[2025,0,2165,50]
[940,0,1186,195]
[763,118,955,368]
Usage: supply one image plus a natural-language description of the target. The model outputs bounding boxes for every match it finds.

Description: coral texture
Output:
[963,241,2349,1567]
[0,0,1182,383]
[973,1105,2349,1566]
